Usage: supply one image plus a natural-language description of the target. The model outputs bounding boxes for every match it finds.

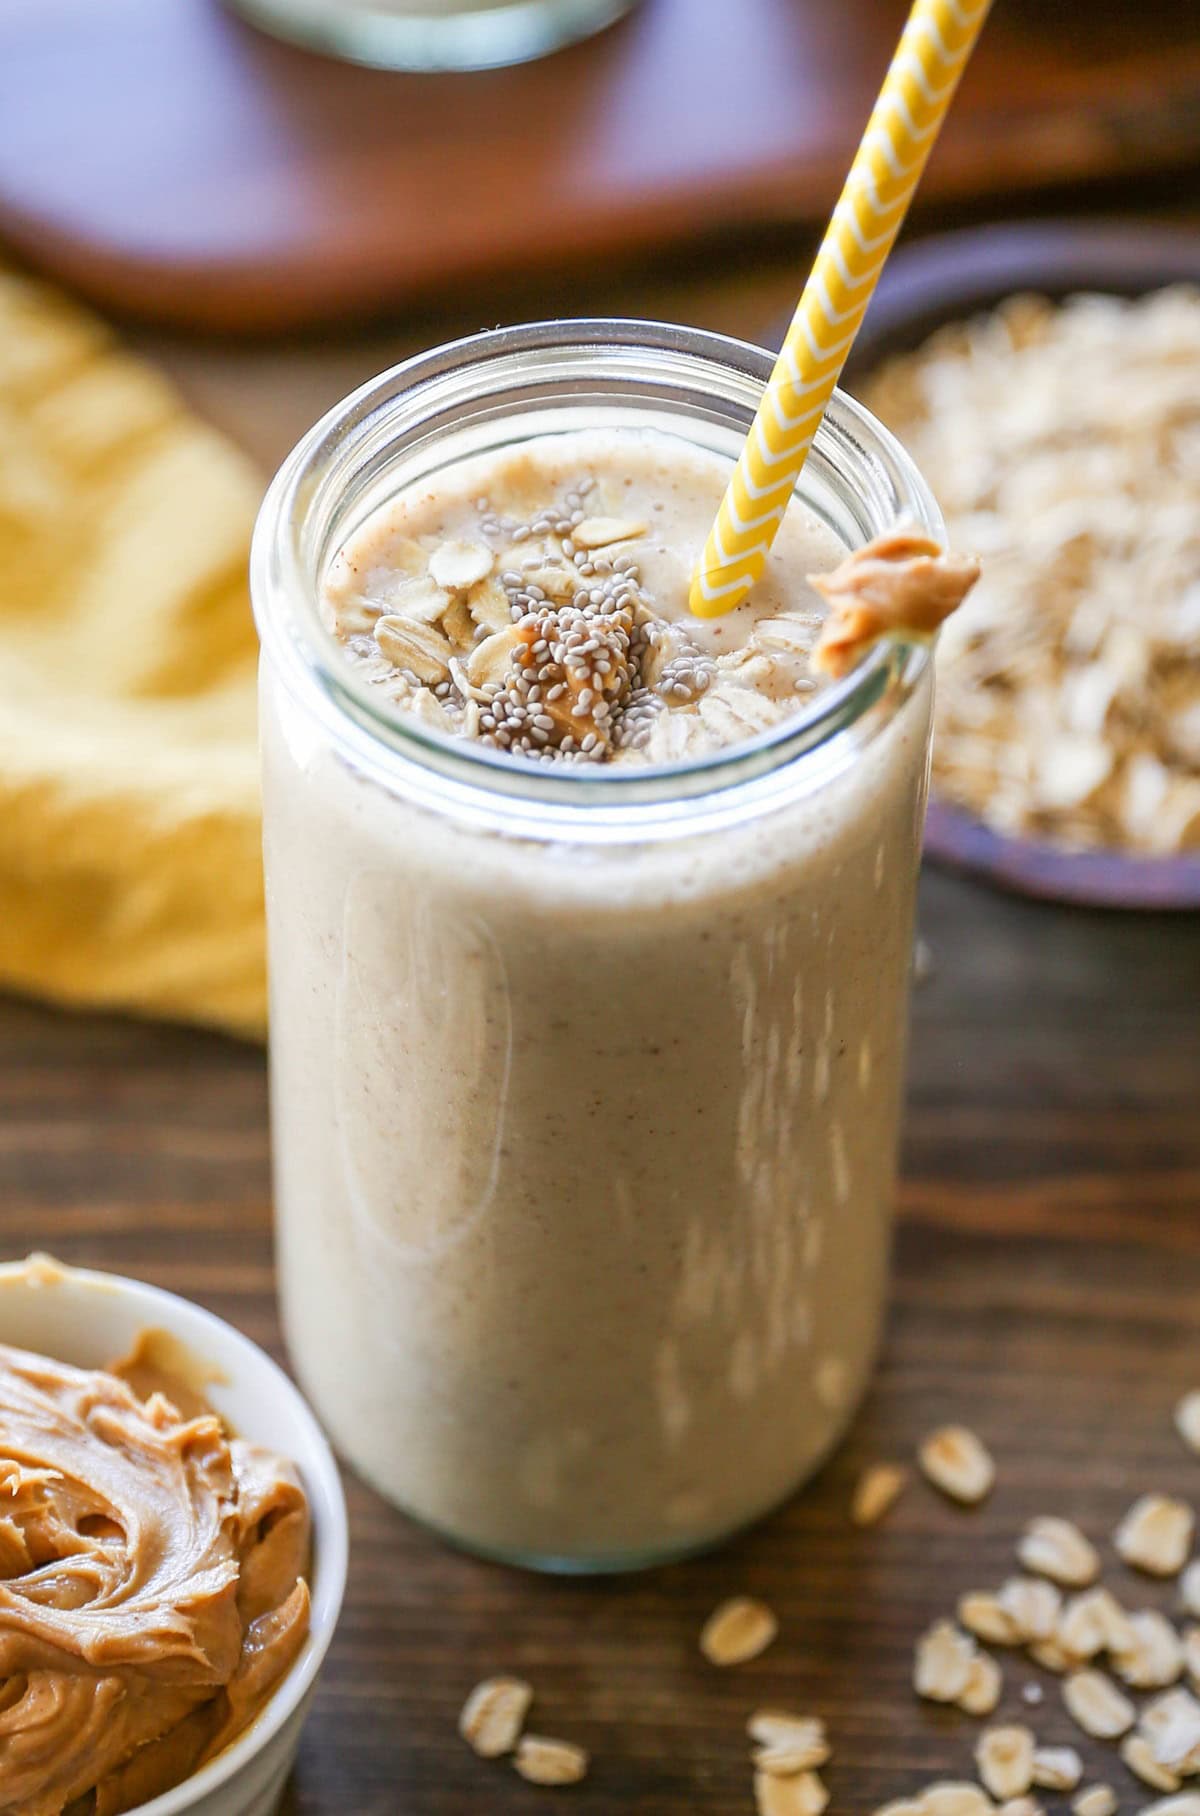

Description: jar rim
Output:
[250,319,944,815]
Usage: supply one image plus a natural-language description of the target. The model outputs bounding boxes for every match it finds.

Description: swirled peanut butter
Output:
[0,1336,310,1815]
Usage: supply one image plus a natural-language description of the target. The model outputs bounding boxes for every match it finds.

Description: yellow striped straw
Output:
[690,0,992,618]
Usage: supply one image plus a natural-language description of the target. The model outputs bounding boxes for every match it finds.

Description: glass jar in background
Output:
[226,0,640,71]
[251,321,942,1571]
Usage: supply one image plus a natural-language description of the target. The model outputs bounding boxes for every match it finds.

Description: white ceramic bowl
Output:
[0,1256,349,1816]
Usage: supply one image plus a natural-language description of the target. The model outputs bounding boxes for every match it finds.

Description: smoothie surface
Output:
[322,428,849,766]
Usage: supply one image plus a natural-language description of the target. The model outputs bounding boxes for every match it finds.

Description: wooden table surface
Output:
[4,243,1200,1814]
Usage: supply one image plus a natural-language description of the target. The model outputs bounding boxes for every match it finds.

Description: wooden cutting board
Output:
[2,0,1200,333]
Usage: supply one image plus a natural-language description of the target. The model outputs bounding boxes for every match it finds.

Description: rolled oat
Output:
[1071,1787,1117,1816]
[1062,1668,1136,1740]
[975,1725,1035,1800]
[699,1596,778,1666]
[1031,1747,1083,1791]
[852,1463,908,1527]
[458,1676,533,1757]
[1115,1497,1194,1578]
[1176,1393,1200,1458]
[513,1735,589,1786]
[754,1769,830,1816]
[747,1711,830,1773]
[1121,1734,1182,1793]
[915,1620,977,1703]
[918,1427,996,1505]
[960,1652,1004,1717]
[1018,1518,1100,1588]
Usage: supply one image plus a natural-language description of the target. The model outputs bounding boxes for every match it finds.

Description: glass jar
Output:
[251,321,942,1571]
[226,0,639,71]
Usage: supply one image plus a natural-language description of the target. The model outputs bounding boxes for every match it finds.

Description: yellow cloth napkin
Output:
[0,269,266,1039]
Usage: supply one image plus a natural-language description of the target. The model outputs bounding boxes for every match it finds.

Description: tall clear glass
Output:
[250,321,942,1571]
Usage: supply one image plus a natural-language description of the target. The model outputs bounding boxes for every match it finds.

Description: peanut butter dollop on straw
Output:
[810,530,980,679]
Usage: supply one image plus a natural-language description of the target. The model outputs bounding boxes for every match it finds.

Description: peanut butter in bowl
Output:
[0,1257,346,1816]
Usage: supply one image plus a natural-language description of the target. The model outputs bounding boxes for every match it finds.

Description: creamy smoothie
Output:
[260,422,948,1566]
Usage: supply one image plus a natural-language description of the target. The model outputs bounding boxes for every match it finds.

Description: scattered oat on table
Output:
[1060,1587,1135,1661]
[1030,1635,1076,1674]
[975,1724,1035,1800]
[699,1596,778,1666]
[918,1781,995,1816]
[1176,1393,1200,1457]
[861,288,1200,856]
[1062,1667,1136,1739]
[754,1768,829,1816]
[959,1651,1004,1716]
[1114,1495,1195,1577]
[747,1711,830,1774]
[852,1462,908,1527]
[1017,1517,1100,1587]
[1000,1576,1064,1643]
[1031,1745,1082,1791]
[458,1388,1200,1809]
[1143,1686,1200,1773]
[457,1676,533,1758]
[1183,1625,1200,1683]
[1122,1732,1183,1793]
[1182,1562,1200,1620]
[960,1590,1023,1647]
[914,1620,977,1703]
[512,1735,589,1786]
[918,1427,996,1505]
[1113,1608,1185,1689]
[1072,1787,1117,1816]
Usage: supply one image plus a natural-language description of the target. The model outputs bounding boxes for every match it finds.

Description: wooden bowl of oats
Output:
[833,220,1200,908]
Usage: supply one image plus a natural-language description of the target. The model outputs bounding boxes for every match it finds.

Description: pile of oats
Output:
[899,1391,1200,1816]
[862,288,1200,853]
[455,1390,1200,1813]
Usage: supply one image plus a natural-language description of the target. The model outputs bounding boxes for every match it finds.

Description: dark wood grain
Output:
[3,869,1199,1814]
[2,0,1200,330]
